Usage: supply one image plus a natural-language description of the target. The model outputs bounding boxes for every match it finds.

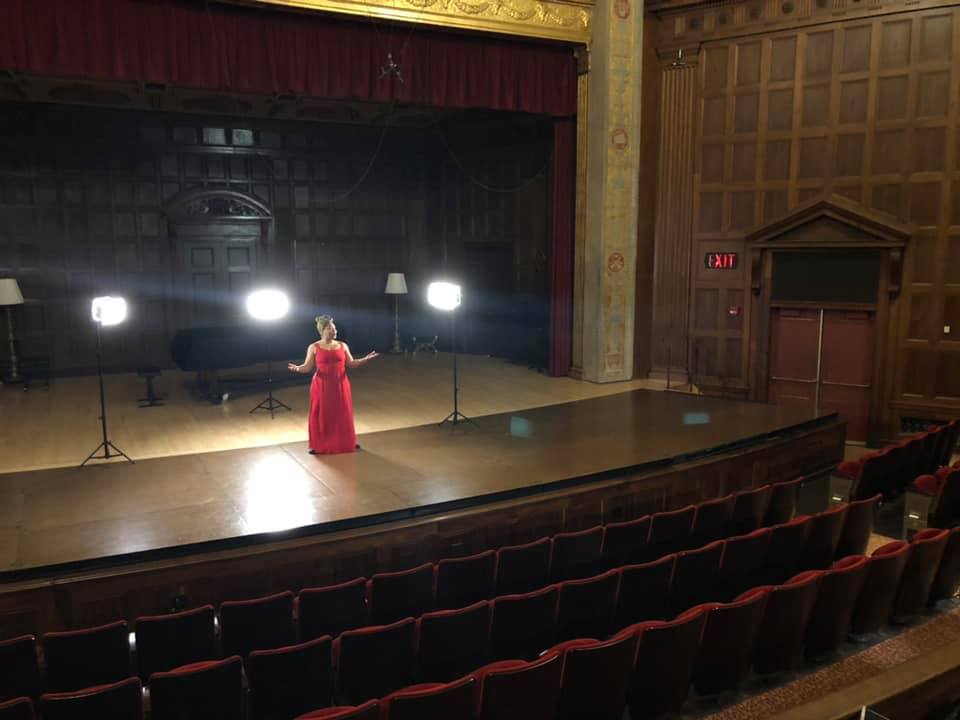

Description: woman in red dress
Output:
[288,315,379,454]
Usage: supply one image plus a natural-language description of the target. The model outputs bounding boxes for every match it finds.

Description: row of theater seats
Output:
[837,420,959,501]
[1,493,928,720]
[0,476,835,697]
[0,528,960,720]
[909,461,960,529]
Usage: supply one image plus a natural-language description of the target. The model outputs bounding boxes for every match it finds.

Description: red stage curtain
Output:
[0,0,576,116]
[548,117,575,377]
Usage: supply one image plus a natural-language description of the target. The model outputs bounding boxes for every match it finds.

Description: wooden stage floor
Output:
[0,389,828,577]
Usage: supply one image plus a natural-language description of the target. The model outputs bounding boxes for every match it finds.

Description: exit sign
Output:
[705,252,738,270]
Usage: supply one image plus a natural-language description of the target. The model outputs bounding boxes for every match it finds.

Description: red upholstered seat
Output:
[0,636,40,702]
[747,570,821,675]
[368,563,435,626]
[551,631,639,720]
[691,589,769,696]
[149,656,244,720]
[496,538,551,596]
[134,605,217,680]
[615,553,676,627]
[690,495,734,548]
[39,676,141,720]
[729,485,771,536]
[219,591,296,658]
[836,494,882,558]
[42,620,131,693]
[851,450,892,501]
[765,477,803,526]
[648,505,696,558]
[474,651,563,720]
[380,675,475,720]
[932,469,960,529]
[671,540,724,613]
[912,474,942,496]
[718,528,771,600]
[929,526,960,605]
[550,526,604,581]
[804,504,848,569]
[333,618,417,705]
[435,550,497,610]
[805,556,870,660]
[835,459,863,480]
[489,585,559,661]
[892,528,950,623]
[298,578,369,641]
[626,606,708,719]
[556,569,619,642]
[0,697,33,720]
[295,700,380,719]
[850,541,910,636]
[764,515,811,584]
[601,515,651,569]
[247,637,334,720]
[416,602,490,683]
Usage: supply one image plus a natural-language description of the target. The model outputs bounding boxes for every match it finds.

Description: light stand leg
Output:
[4,306,22,384]
[438,309,476,429]
[80,322,133,467]
[250,360,291,419]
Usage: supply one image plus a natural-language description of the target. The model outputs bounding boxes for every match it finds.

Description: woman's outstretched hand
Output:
[287,363,299,373]
[363,351,380,362]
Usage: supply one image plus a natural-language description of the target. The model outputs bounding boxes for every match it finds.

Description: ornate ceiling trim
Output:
[221,0,592,44]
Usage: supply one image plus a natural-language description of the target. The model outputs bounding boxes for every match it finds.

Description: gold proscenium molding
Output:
[222,0,593,44]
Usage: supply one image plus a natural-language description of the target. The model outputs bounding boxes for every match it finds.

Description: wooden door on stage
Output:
[181,237,258,326]
[768,308,874,442]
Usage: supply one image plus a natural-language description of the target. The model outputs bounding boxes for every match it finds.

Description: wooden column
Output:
[649,47,699,382]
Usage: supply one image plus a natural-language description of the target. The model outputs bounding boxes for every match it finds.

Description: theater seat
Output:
[42,620,131,693]
[929,526,960,605]
[247,637,334,720]
[417,602,490,683]
[334,618,417,705]
[850,541,910,637]
[368,563,435,626]
[134,605,217,679]
[691,590,768,696]
[550,526,604,581]
[615,554,675,627]
[295,700,380,719]
[551,631,639,720]
[380,676,475,720]
[149,655,244,720]
[648,505,696,558]
[601,515,651,569]
[805,556,869,660]
[804,504,848,570]
[671,540,724,613]
[489,585,559,661]
[729,485,771,536]
[747,570,821,675]
[690,495,734,548]
[892,528,950,623]
[556,570,619,641]
[0,698,33,720]
[718,528,771,600]
[298,578,369,641]
[627,606,707,719]
[765,477,803,526]
[435,550,497,610]
[0,636,40,702]
[496,538,551,596]
[835,494,881,558]
[764,515,811,584]
[39,676,141,720]
[474,651,563,720]
[219,591,295,658]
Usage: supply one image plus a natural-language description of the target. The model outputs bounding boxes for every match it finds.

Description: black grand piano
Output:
[171,322,319,403]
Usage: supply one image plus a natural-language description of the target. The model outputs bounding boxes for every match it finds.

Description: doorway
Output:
[768,308,874,441]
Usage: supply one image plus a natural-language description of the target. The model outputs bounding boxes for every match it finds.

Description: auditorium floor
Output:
[0,353,656,474]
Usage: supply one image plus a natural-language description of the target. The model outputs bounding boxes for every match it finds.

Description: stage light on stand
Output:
[246,288,292,419]
[246,289,290,322]
[80,296,134,467]
[427,281,475,429]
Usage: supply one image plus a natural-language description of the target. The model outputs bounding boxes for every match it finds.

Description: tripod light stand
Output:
[247,289,292,419]
[81,296,134,467]
[428,281,475,429]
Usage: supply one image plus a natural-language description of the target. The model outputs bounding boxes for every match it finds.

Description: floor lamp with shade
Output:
[0,278,24,384]
[384,273,408,354]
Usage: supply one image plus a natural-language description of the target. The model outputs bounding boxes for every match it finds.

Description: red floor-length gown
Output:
[308,343,356,454]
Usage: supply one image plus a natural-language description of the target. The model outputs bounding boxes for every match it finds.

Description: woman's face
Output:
[322,321,337,341]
